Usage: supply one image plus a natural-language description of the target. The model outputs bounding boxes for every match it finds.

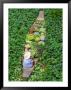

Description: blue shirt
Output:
[23,58,33,68]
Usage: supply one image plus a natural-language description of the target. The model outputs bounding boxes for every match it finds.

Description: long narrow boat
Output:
[23,10,46,78]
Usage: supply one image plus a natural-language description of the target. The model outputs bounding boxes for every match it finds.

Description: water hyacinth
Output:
[9,9,62,81]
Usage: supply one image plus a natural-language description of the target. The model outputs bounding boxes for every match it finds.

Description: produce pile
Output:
[23,11,46,67]
[23,11,46,77]
[9,9,62,81]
